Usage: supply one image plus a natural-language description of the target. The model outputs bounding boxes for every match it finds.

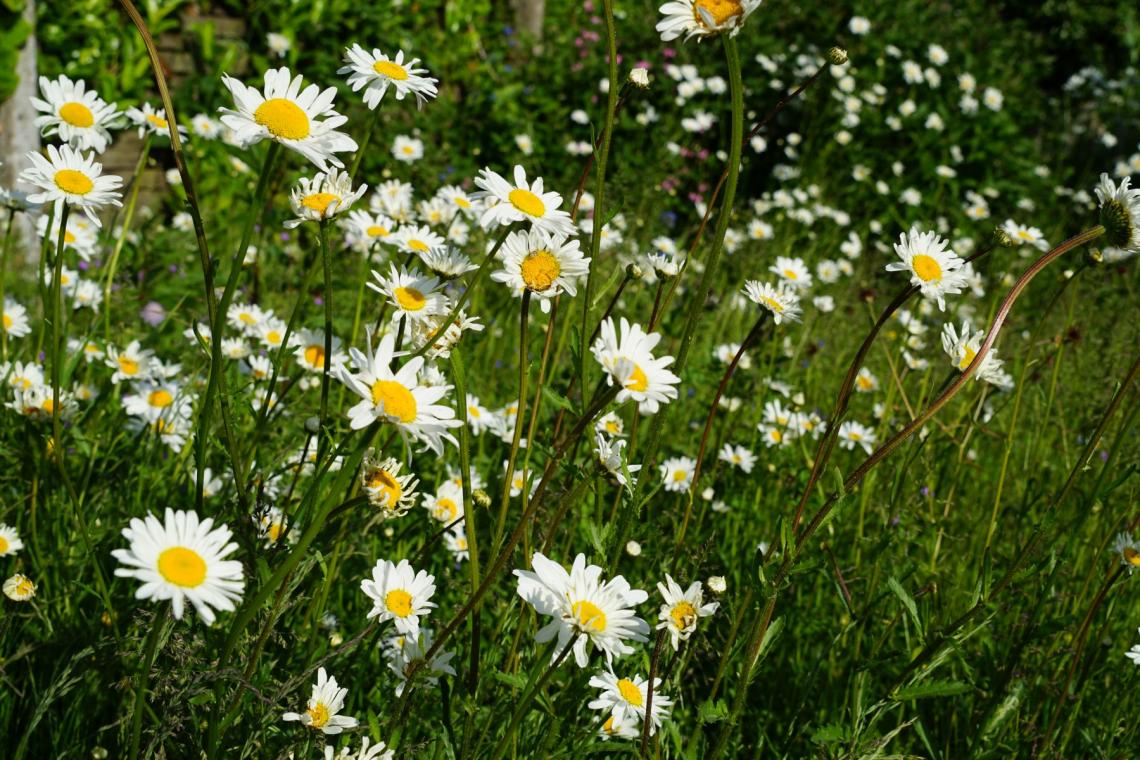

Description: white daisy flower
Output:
[360,456,420,518]
[769,255,812,290]
[339,45,439,109]
[656,0,762,42]
[323,738,394,760]
[392,135,424,163]
[854,367,879,393]
[2,298,31,338]
[395,223,446,257]
[423,480,465,524]
[19,144,123,226]
[282,668,359,735]
[293,328,346,374]
[838,420,876,455]
[491,227,590,307]
[368,264,449,324]
[105,340,155,383]
[3,573,36,602]
[592,317,680,415]
[361,558,437,635]
[885,228,969,310]
[717,443,756,473]
[588,669,672,736]
[595,433,641,489]
[742,280,802,324]
[656,574,718,650]
[31,75,120,153]
[474,165,575,237]
[940,321,1014,390]
[660,456,696,492]
[284,167,367,228]
[384,629,457,696]
[0,523,25,556]
[111,508,244,625]
[343,209,397,251]
[1095,173,1140,254]
[1112,532,1140,573]
[124,103,187,140]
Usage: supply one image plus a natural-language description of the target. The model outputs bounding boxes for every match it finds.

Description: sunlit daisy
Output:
[656,0,762,42]
[2,298,31,338]
[343,209,397,251]
[339,45,439,109]
[656,574,718,650]
[125,103,187,139]
[361,558,436,635]
[742,280,802,324]
[474,165,575,236]
[360,456,420,518]
[769,256,813,291]
[395,223,446,257]
[592,317,680,415]
[284,167,367,228]
[838,420,876,455]
[492,227,590,308]
[31,74,120,153]
[19,144,123,226]
[282,668,359,735]
[885,228,969,310]
[588,670,672,736]
[422,480,465,524]
[293,328,345,374]
[368,264,449,323]
[1095,173,1140,254]
[940,321,1014,390]
[717,443,756,473]
[595,433,641,489]
[660,456,696,492]
[1113,532,1140,573]
[105,340,155,383]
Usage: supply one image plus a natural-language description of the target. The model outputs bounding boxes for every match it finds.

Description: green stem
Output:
[317,220,334,461]
[50,203,71,455]
[0,209,15,361]
[494,291,531,547]
[103,133,153,342]
[490,638,576,760]
[129,612,170,760]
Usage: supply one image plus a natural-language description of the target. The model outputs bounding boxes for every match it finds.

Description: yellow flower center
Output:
[911,254,942,282]
[301,192,341,216]
[118,357,140,376]
[670,600,697,630]
[12,576,34,597]
[958,346,977,370]
[366,224,389,238]
[65,231,77,244]
[856,376,873,390]
[59,101,95,128]
[307,702,330,728]
[1124,547,1140,566]
[156,546,207,588]
[385,588,414,617]
[373,59,409,80]
[2,314,11,330]
[370,380,418,423]
[305,344,325,368]
[625,364,649,393]
[395,286,427,311]
[267,522,284,542]
[508,188,546,218]
[672,469,687,482]
[265,330,282,345]
[761,296,784,313]
[366,468,403,508]
[617,678,644,707]
[770,428,783,443]
[1017,230,1033,240]
[694,0,744,26]
[783,268,798,279]
[148,389,174,407]
[407,238,430,252]
[603,715,618,734]
[571,599,607,632]
[455,197,471,209]
[0,536,8,554]
[146,113,168,129]
[520,249,561,292]
[54,169,94,195]
[254,98,311,140]
[434,497,458,522]
[239,312,256,325]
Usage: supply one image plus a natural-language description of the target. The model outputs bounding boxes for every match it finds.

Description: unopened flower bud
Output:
[626,262,643,280]
[708,575,727,594]
[827,47,849,66]
[625,540,642,557]
[629,67,649,88]
[473,489,491,508]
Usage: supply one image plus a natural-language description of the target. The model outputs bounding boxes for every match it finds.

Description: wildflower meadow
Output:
[2,0,1140,757]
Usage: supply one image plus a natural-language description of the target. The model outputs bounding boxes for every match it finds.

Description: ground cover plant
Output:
[2,0,1140,757]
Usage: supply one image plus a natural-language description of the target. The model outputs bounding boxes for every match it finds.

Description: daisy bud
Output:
[993,227,1015,248]
[626,262,644,280]
[827,47,849,66]
[305,416,321,433]
[625,540,642,557]
[473,489,491,508]
[707,575,727,594]
[629,67,650,88]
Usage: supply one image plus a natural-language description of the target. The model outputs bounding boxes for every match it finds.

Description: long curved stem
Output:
[102,133,152,342]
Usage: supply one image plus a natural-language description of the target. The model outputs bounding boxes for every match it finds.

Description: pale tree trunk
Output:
[513,0,546,43]
[0,0,39,253]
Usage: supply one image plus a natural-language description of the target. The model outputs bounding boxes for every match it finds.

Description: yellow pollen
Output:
[118,357,140,375]
[366,468,403,508]
[958,346,977,370]
[267,522,284,542]
[253,98,311,140]
[386,588,414,617]
[508,188,546,217]
[146,113,168,129]
[306,702,330,728]
[520,249,561,292]
[694,0,744,27]
[148,389,174,407]
[157,546,207,588]
[301,192,340,216]
[672,469,687,482]
[304,344,325,368]
[54,169,94,195]
[366,224,389,237]
[670,600,697,630]
[2,314,11,330]
[761,296,785,312]
[407,238,430,252]
[617,678,644,707]
[856,376,873,390]
[434,497,458,521]
[64,231,76,243]
[239,312,256,325]
[626,364,649,393]
[370,380,418,423]
[783,268,798,279]
[59,101,95,127]
[770,429,783,443]
[911,254,942,282]
[1124,547,1140,566]
[455,197,471,208]
[571,599,607,632]
[265,330,282,345]
[0,537,7,555]
[373,60,409,80]
[395,286,427,311]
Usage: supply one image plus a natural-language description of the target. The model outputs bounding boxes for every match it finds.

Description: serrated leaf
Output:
[541,386,575,413]
[811,722,849,744]
[697,699,728,724]
[493,671,528,690]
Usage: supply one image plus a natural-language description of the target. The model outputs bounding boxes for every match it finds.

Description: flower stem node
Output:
[827,47,849,66]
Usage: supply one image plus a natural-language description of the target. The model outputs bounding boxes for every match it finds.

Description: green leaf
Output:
[893,679,972,701]
[697,699,729,724]
[887,576,923,637]
[811,722,849,744]
[541,386,575,413]
[492,671,527,690]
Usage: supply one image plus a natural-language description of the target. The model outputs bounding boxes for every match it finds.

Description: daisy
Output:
[361,558,437,635]
[191,113,220,139]
[337,330,461,453]
[769,256,813,290]
[717,443,756,473]
[125,103,187,139]
[423,480,465,523]
[372,180,414,220]
[111,508,244,624]
[282,668,359,735]
[438,185,481,219]
[2,298,31,338]
[491,227,590,307]
[105,340,155,383]
[3,574,36,602]
[31,74,120,153]
[219,67,358,171]
[592,317,680,415]
[474,165,575,237]
[838,420,876,455]
[339,45,439,109]
[419,247,478,279]
[742,280,802,324]
[595,433,641,488]
[660,456,696,492]
[293,328,345,374]
[597,712,642,741]
[343,209,397,251]
[323,738,394,760]
[854,367,879,393]
[1113,532,1140,573]
[1095,173,1140,254]
[395,223,446,257]
[588,670,672,736]
[940,321,1014,390]
[0,523,24,556]
[514,552,650,668]
[392,135,423,163]
[444,529,470,562]
[385,629,457,696]
[121,379,190,419]
[368,265,449,323]
[37,211,99,261]
[19,145,123,226]
[284,168,367,228]
[885,228,969,310]
[1126,636,1140,666]
[657,574,718,650]
[360,456,420,518]
[656,0,762,42]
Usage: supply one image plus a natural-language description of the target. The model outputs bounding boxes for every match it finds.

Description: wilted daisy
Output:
[282,668,359,735]
[589,670,672,736]
[360,456,420,518]
[660,456,696,492]
[19,145,123,226]
[656,0,762,42]
[514,552,650,668]
[592,317,680,415]
[838,420,876,455]
[492,227,590,308]
[368,264,448,323]
[718,443,756,473]
[219,67,358,171]
[742,280,802,324]
[111,508,244,624]
[339,45,439,109]
[3,573,36,602]
[0,524,24,557]
[885,228,969,310]
[1113,532,1140,573]
[1095,173,1140,255]
[31,75,120,153]
[656,574,718,650]
[284,167,367,228]
[337,330,461,453]
[361,558,437,635]
[474,165,575,236]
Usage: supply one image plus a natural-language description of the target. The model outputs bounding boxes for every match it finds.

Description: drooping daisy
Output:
[384,628,457,697]
[595,433,641,489]
[282,668,359,735]
[284,168,367,228]
[656,574,718,650]
[660,456,696,492]
[592,317,680,415]
[339,45,439,109]
[360,456,420,519]
[474,165,575,237]
[492,227,590,309]
[337,330,461,453]
[1095,173,1140,255]
[656,0,762,42]
[361,558,437,635]
[368,265,449,323]
[717,443,756,473]
[19,145,123,226]
[125,103,187,140]
[31,75,120,153]
[0,524,25,556]
[940,321,1013,390]
[838,420,876,455]
[742,280,802,324]
[588,670,672,736]
[422,480,464,524]
[514,552,650,668]
[219,67,358,171]
[2,298,31,338]
[111,508,244,624]
[885,228,969,310]
[3,573,36,602]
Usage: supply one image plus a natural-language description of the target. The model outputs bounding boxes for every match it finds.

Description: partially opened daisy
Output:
[885,228,969,310]
[31,74,120,153]
[657,0,762,42]
[361,558,437,635]
[492,227,590,310]
[336,329,461,453]
[592,317,680,415]
[514,552,650,668]
[1095,173,1140,255]
[656,574,718,650]
[125,103,188,140]
[219,67,358,171]
[284,167,367,228]
[339,45,439,109]
[111,508,244,625]
[19,145,123,226]
[368,264,449,323]
[474,165,575,236]
[588,669,672,736]
[282,668,359,735]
